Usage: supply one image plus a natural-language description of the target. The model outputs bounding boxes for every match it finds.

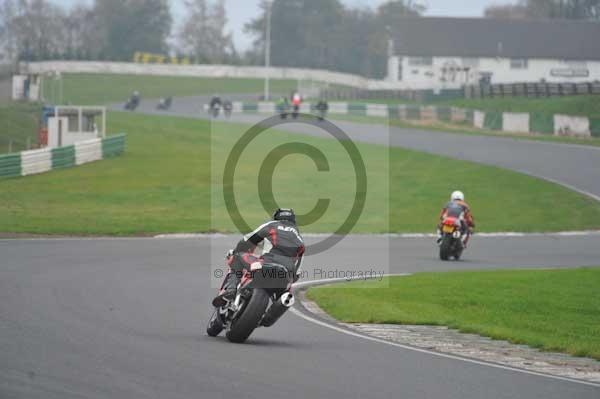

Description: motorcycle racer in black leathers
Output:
[212,208,305,307]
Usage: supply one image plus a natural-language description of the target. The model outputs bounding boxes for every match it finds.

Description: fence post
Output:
[27,136,31,150]
[8,140,12,153]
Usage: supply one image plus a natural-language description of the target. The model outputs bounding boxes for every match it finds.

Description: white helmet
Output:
[451,190,465,201]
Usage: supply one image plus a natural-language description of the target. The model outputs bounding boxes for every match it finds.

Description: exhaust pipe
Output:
[260,293,295,327]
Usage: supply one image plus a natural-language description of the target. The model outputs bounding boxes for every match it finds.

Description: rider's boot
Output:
[212,272,241,307]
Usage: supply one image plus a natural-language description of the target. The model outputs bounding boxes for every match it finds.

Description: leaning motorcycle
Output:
[438,216,465,261]
[207,255,295,343]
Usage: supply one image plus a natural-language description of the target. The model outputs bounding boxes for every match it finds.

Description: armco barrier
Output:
[0,153,21,177]
[473,110,485,129]
[229,101,597,139]
[348,103,367,115]
[405,105,421,120]
[75,138,103,165]
[436,107,453,122]
[502,113,530,134]
[102,134,126,158]
[484,111,503,131]
[554,115,590,137]
[529,113,554,135]
[52,145,76,169]
[0,134,126,179]
[590,119,600,138]
[21,148,52,176]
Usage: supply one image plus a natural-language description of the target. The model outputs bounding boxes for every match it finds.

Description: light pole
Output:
[264,0,273,101]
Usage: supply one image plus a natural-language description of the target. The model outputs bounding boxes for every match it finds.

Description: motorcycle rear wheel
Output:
[226,289,270,343]
[439,235,452,261]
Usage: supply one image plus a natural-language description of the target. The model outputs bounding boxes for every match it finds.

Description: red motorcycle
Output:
[438,216,465,261]
[207,253,296,343]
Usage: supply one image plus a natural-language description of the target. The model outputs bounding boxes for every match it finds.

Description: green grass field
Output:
[1,111,599,235]
[42,73,299,105]
[306,268,600,360]
[0,103,42,154]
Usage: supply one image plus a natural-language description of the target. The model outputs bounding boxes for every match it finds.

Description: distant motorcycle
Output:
[223,101,233,119]
[124,96,140,111]
[207,252,296,343]
[316,101,329,122]
[438,216,465,261]
[157,96,172,111]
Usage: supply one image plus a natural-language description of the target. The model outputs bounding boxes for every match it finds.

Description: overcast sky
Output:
[51,0,516,50]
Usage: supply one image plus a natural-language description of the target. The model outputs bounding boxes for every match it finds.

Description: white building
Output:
[386,17,600,90]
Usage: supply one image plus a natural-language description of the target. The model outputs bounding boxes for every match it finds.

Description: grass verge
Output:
[0,111,599,234]
[306,268,600,360]
[42,73,298,105]
[0,102,42,154]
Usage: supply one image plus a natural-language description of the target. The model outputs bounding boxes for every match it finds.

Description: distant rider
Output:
[291,92,302,118]
[437,190,475,247]
[277,96,290,119]
[212,208,305,307]
[209,94,222,111]
[316,99,329,121]
[223,99,233,117]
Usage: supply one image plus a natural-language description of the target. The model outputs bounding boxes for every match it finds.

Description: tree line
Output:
[0,0,598,79]
[485,0,599,20]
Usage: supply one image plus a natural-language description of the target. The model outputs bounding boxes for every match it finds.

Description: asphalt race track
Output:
[1,97,599,398]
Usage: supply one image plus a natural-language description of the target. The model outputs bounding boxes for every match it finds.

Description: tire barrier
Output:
[0,134,126,179]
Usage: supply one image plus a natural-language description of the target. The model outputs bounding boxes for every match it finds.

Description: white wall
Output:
[23,61,409,90]
[397,56,600,89]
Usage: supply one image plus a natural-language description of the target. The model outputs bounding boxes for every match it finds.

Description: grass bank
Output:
[1,111,599,234]
[42,73,298,105]
[0,102,42,154]
[307,268,600,360]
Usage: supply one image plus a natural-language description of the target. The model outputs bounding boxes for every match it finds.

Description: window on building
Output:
[408,57,433,67]
[510,58,528,69]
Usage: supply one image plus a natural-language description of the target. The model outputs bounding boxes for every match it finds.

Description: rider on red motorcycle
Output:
[212,208,305,307]
[437,191,475,247]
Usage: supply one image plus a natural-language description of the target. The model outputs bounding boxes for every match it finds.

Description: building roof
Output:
[393,17,600,61]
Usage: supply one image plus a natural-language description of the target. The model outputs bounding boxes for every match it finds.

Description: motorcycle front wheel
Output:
[206,308,224,337]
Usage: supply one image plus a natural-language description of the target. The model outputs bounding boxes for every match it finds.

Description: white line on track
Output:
[290,274,600,389]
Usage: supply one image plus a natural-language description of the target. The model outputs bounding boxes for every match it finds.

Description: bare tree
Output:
[1,0,68,61]
[178,0,235,63]
[485,0,600,20]
[0,0,17,62]
[484,3,529,19]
